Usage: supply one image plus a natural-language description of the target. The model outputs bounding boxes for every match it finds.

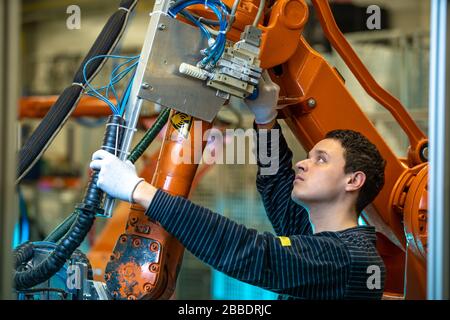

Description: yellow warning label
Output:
[170,112,193,139]
[278,236,291,247]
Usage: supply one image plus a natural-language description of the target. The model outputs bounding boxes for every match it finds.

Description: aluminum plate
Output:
[139,13,225,122]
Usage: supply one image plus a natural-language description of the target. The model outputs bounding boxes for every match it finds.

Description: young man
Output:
[90,73,386,299]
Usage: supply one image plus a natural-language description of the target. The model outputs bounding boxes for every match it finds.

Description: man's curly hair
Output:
[325,129,386,214]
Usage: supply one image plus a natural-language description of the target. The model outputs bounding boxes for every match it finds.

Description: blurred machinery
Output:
[11,0,439,300]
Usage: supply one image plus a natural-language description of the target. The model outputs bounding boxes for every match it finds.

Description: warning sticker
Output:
[170,112,193,139]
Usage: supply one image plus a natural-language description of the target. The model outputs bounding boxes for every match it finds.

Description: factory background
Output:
[11,0,431,299]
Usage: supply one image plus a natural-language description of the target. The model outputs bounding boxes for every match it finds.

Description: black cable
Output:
[44,212,77,243]
[13,242,35,269]
[17,0,139,184]
[45,109,171,244]
[14,115,126,290]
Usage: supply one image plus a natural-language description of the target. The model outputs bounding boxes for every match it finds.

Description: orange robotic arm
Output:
[89,0,428,299]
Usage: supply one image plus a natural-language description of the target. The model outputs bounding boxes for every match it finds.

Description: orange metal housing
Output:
[103,111,212,299]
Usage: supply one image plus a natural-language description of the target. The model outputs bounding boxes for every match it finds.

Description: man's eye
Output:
[317,157,326,163]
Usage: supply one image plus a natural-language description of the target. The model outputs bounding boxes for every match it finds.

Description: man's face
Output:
[291,138,349,206]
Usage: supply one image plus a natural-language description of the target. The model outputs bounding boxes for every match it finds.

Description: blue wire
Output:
[106,59,132,99]
[86,57,139,94]
[84,92,118,114]
[169,0,228,66]
[107,57,139,100]
[212,39,226,64]
[103,58,138,105]
[86,62,137,98]
[214,0,231,14]
[83,54,139,115]
[184,12,224,64]
[181,10,211,40]
[201,4,227,65]
[83,57,119,114]
[108,61,139,103]
[119,70,135,116]
[83,55,139,114]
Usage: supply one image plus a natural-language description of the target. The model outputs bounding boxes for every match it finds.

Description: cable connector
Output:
[240,25,262,47]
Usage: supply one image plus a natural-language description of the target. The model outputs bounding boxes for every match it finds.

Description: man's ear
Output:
[345,171,366,192]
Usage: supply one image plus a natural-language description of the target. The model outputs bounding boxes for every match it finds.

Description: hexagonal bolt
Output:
[307,98,317,108]
[149,263,159,273]
[150,242,159,252]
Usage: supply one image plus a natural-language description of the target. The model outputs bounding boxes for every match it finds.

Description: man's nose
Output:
[295,159,308,172]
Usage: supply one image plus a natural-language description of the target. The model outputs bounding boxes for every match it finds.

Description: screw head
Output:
[132,238,141,247]
[130,216,138,225]
[149,263,159,273]
[150,242,159,252]
[144,283,152,292]
[158,23,166,30]
[421,146,428,161]
[141,83,151,90]
[307,98,316,108]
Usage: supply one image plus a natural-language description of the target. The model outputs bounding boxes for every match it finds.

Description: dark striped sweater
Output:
[145,122,385,299]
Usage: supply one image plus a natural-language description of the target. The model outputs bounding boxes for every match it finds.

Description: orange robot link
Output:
[104,111,211,300]
[90,0,428,299]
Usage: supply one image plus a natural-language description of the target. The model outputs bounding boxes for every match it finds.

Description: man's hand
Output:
[89,150,144,203]
[229,70,280,125]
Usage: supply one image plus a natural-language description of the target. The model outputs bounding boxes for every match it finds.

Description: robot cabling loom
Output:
[12,0,432,300]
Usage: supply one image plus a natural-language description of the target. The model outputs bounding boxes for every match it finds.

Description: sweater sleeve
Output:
[145,189,351,299]
[255,121,312,236]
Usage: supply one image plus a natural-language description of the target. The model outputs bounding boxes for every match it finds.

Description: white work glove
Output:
[230,70,280,124]
[89,150,144,203]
